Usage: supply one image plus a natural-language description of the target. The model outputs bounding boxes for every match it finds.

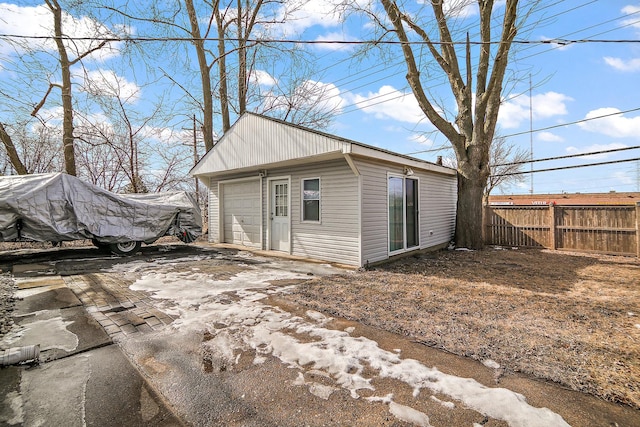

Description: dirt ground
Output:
[282,247,640,410]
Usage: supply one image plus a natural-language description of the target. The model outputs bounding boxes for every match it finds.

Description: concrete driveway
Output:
[1,243,638,427]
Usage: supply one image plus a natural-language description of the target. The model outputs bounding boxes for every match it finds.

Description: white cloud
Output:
[262,79,346,115]
[351,85,426,124]
[141,126,193,145]
[0,3,121,61]
[417,0,479,17]
[621,5,640,31]
[565,142,629,160]
[271,0,344,36]
[298,80,346,113]
[250,70,278,87]
[603,57,640,72]
[538,36,573,51]
[443,0,478,18]
[80,70,141,102]
[498,92,572,129]
[537,131,564,142]
[408,134,433,147]
[578,107,640,138]
[612,170,634,186]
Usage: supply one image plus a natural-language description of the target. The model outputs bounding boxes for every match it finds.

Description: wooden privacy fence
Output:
[484,202,640,257]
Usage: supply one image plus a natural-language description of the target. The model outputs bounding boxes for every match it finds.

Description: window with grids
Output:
[302,178,320,222]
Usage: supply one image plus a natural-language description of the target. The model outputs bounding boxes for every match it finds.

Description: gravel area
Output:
[0,273,17,339]
[282,247,640,410]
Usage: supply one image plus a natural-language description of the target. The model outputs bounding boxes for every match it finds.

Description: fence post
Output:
[636,202,640,258]
[549,204,557,250]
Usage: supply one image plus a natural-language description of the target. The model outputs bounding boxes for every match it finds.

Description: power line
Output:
[2,33,640,45]
[491,157,640,177]
[494,145,640,167]
[502,106,640,139]
[404,108,640,157]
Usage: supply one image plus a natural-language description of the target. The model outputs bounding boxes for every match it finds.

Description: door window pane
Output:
[406,178,419,248]
[275,183,288,217]
[388,177,404,252]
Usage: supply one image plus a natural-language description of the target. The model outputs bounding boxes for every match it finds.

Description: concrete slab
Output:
[12,263,55,276]
[14,276,67,290]
[4,306,111,363]
[14,283,81,314]
[0,345,182,426]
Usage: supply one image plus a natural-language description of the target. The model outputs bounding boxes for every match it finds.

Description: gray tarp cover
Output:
[0,173,202,244]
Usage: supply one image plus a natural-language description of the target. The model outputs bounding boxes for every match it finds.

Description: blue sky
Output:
[1,0,639,195]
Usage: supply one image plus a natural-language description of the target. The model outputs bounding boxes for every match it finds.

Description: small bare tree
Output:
[484,135,529,204]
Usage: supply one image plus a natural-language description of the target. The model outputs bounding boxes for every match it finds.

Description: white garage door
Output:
[222,180,261,248]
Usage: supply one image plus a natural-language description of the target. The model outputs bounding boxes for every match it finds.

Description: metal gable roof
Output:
[190,112,455,177]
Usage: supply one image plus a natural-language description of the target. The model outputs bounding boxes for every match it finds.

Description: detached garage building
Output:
[191,113,457,267]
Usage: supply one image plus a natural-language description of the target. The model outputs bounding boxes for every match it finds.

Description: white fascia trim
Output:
[351,145,456,176]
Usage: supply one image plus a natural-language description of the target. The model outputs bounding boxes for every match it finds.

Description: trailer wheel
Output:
[109,241,141,256]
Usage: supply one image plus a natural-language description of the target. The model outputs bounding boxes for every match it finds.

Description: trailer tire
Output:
[109,241,141,256]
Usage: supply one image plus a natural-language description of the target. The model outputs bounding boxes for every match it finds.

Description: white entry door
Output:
[270,179,290,252]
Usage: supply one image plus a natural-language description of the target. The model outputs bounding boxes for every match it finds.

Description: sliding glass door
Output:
[388,176,419,253]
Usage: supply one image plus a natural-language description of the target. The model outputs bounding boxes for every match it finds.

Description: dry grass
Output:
[283,248,640,409]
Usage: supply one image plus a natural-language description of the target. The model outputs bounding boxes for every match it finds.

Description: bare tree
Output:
[111,0,335,147]
[29,0,111,176]
[484,135,529,205]
[377,0,533,248]
[184,0,217,149]
[0,123,63,175]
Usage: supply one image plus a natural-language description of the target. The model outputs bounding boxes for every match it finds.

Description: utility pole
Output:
[529,74,534,195]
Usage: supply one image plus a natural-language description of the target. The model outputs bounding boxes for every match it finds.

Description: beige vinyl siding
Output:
[357,158,457,265]
[417,170,457,248]
[261,159,361,266]
[358,160,397,265]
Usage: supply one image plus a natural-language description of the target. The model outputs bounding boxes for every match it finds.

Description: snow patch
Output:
[389,401,431,427]
[430,395,455,409]
[482,359,501,369]
[0,313,78,352]
[306,310,331,325]
[122,262,570,427]
[293,373,337,400]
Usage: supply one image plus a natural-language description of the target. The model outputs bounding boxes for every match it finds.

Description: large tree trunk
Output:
[48,0,76,176]
[0,123,28,175]
[185,0,215,151]
[216,7,231,133]
[379,0,520,250]
[237,0,247,116]
[455,173,486,249]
